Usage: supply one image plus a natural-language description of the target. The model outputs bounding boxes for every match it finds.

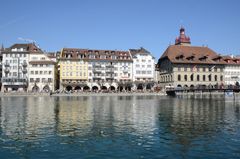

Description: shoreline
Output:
[0,92,166,97]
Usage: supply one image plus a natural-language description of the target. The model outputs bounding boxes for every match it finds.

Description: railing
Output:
[106,65,114,68]
[2,78,28,85]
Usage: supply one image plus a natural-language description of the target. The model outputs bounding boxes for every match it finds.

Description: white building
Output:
[222,56,240,86]
[129,47,155,90]
[28,53,56,92]
[1,43,42,92]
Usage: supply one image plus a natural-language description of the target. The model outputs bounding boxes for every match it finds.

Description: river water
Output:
[0,95,240,159]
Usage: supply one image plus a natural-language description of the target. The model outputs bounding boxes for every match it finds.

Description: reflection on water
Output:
[0,96,240,158]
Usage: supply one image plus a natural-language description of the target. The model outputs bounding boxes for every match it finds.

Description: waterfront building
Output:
[129,47,155,90]
[157,27,225,89]
[222,55,240,86]
[1,43,42,92]
[59,48,89,91]
[59,48,133,91]
[0,45,4,90]
[28,52,56,92]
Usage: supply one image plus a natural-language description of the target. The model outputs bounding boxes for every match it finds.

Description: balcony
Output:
[4,68,10,74]
[93,68,102,73]
[22,68,27,74]
[106,68,114,73]
[106,65,114,68]
[106,76,114,80]
[93,64,101,68]
[22,61,27,67]
[2,77,28,85]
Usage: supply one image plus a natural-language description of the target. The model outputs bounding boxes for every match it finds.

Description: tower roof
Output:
[175,27,191,46]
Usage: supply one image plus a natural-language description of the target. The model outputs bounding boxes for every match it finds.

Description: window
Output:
[196,75,199,81]
[49,71,52,75]
[30,78,34,82]
[36,78,40,82]
[31,71,34,74]
[42,78,46,82]
[178,74,181,81]
[48,78,52,82]
[35,71,38,74]
[208,75,211,81]
[184,75,187,81]
[215,75,217,81]
[203,75,206,81]
[220,75,223,81]
[40,71,43,74]
[190,74,194,81]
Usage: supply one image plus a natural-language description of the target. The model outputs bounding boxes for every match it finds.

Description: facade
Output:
[0,45,4,90]
[1,43,42,92]
[129,47,155,90]
[222,56,240,86]
[158,27,225,89]
[59,48,133,92]
[28,52,56,92]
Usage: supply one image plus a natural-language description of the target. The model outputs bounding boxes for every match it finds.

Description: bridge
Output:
[166,87,240,96]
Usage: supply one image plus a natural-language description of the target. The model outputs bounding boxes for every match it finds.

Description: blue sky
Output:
[0,0,240,60]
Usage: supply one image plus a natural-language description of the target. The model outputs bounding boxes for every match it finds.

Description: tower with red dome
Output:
[175,27,191,46]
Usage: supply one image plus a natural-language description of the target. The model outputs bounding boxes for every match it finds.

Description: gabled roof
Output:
[60,48,132,61]
[129,47,151,56]
[5,43,43,53]
[159,45,225,65]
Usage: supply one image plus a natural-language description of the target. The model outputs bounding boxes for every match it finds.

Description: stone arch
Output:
[101,86,108,90]
[66,85,73,91]
[146,83,152,90]
[32,85,40,93]
[43,85,50,93]
[118,85,124,92]
[125,84,132,91]
[190,84,194,89]
[92,86,99,91]
[83,85,90,91]
[137,83,144,90]
[74,86,81,90]
[110,86,116,91]
[177,84,182,88]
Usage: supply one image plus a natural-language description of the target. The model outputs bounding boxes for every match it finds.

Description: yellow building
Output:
[59,48,89,91]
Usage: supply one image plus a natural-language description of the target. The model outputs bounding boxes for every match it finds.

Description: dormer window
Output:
[186,55,195,61]
[199,55,208,61]
[175,54,184,60]
[233,59,239,63]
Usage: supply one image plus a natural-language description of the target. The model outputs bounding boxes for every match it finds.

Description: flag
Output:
[210,65,215,71]
[192,65,197,72]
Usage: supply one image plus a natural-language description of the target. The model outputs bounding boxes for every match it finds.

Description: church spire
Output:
[175,27,191,46]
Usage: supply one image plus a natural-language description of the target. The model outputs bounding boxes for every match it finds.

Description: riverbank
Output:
[0,92,166,97]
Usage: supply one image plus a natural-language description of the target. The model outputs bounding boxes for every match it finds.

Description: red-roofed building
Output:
[157,27,225,89]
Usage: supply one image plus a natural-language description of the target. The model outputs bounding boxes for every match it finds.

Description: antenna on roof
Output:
[17,37,40,48]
